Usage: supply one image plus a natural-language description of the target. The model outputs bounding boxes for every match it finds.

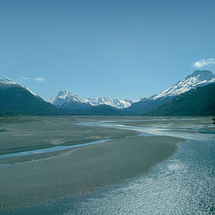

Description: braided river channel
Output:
[1,116,215,214]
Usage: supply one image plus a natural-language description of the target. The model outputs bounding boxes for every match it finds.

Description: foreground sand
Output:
[0,135,185,211]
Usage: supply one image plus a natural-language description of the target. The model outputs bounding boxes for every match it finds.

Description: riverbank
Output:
[0,135,185,211]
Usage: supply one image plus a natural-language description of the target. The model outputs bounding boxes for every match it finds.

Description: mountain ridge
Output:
[146,83,215,116]
[0,78,63,115]
[1,70,215,116]
[148,70,215,100]
[50,70,215,114]
[125,70,215,115]
[50,91,138,109]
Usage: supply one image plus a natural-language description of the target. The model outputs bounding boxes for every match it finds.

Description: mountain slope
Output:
[146,83,215,116]
[122,96,174,115]
[125,70,215,115]
[151,70,215,99]
[0,78,61,115]
[85,104,121,115]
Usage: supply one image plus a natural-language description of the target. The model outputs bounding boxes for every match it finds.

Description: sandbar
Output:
[0,135,185,211]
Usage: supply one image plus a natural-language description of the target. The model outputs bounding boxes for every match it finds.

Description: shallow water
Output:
[0,139,107,160]
[5,117,215,215]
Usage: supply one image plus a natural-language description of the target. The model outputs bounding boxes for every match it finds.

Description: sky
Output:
[0,0,215,101]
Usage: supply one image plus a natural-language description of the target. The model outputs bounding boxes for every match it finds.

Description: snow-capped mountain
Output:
[0,78,60,115]
[50,91,137,109]
[126,70,215,115]
[49,91,89,106]
[151,70,215,100]
[146,83,215,116]
[0,77,17,85]
[88,97,137,109]
[1,70,214,116]
[50,70,215,113]
[0,78,37,97]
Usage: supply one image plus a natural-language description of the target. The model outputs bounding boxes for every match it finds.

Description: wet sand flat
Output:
[0,116,139,155]
[0,135,185,211]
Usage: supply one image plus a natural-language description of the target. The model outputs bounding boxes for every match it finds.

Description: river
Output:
[2,116,215,214]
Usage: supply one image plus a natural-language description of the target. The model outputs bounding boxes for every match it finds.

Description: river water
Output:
[3,117,215,215]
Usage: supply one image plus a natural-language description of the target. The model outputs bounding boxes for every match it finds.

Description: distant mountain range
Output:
[50,70,215,115]
[0,70,215,116]
[50,91,137,110]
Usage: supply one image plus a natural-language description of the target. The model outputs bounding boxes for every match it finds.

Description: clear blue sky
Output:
[0,0,215,101]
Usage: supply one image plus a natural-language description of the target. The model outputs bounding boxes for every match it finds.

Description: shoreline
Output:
[0,135,185,211]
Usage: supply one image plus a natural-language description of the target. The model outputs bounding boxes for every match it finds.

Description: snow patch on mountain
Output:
[49,91,89,106]
[50,91,137,109]
[0,78,17,85]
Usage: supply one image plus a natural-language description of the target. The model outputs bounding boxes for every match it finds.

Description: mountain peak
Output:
[57,91,73,97]
[50,91,137,109]
[188,70,214,79]
[0,77,38,97]
[151,70,215,100]
[0,78,17,85]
